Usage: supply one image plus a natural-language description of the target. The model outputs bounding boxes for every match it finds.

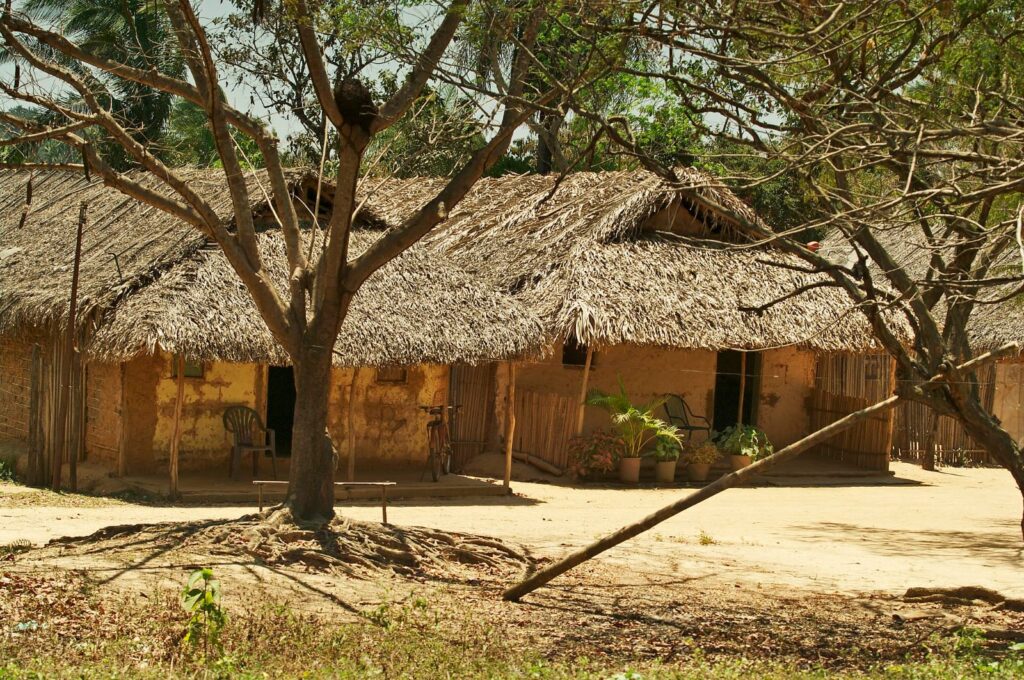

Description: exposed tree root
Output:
[41,512,533,582]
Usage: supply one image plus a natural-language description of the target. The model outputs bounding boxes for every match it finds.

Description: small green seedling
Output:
[181,567,226,660]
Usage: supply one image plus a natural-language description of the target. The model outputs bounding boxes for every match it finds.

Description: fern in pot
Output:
[653,435,681,484]
[586,381,681,484]
[715,425,774,471]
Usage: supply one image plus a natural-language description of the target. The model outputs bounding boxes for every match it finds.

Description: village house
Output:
[0,166,938,495]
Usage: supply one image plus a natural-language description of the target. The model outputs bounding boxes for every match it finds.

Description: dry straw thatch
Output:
[820,227,1024,352]
[364,168,890,351]
[3,166,891,366]
[92,229,544,366]
[0,167,542,366]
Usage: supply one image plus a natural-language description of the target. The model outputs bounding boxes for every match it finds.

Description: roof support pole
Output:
[346,369,358,482]
[169,353,185,500]
[503,361,516,493]
[575,346,594,435]
[116,362,127,477]
[736,351,747,424]
[52,201,86,492]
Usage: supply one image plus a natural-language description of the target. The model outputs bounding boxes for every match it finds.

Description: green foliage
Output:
[0,459,16,482]
[586,380,681,459]
[180,568,226,660]
[567,430,622,478]
[714,425,774,461]
[653,435,681,462]
[163,101,264,169]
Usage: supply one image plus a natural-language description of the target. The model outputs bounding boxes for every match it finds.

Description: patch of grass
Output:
[0,486,128,508]
[698,530,717,545]
[2,570,1023,679]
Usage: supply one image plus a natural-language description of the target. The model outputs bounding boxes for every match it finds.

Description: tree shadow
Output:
[788,520,1024,566]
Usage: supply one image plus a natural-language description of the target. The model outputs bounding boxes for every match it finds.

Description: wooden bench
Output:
[253,481,398,524]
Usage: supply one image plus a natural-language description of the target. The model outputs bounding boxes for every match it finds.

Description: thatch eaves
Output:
[90,229,544,366]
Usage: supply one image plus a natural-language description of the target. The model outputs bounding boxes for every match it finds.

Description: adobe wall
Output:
[992,360,1024,444]
[328,364,449,468]
[514,345,718,444]
[149,353,262,473]
[84,361,122,467]
[757,347,816,449]
[0,335,32,443]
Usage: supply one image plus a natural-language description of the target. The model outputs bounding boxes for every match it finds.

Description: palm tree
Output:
[19,0,185,167]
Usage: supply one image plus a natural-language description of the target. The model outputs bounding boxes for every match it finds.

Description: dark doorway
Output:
[266,366,296,456]
[712,351,761,433]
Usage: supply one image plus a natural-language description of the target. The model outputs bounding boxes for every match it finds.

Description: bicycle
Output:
[420,404,460,482]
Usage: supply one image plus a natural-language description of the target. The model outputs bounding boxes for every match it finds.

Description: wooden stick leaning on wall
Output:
[736,351,747,425]
[575,347,594,435]
[347,369,359,482]
[503,362,516,492]
[52,201,86,492]
[501,343,1019,602]
[169,354,185,499]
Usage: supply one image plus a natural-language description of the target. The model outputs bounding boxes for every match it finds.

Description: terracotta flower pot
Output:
[686,462,711,482]
[730,454,752,471]
[654,459,677,483]
[619,457,641,483]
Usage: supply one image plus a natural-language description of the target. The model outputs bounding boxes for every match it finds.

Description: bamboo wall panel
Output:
[808,389,892,470]
[892,364,997,465]
[449,363,495,472]
[513,388,576,472]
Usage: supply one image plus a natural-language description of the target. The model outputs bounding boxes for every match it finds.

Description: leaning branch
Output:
[502,343,1019,602]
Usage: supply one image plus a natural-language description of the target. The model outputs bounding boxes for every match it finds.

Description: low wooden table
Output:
[253,480,397,524]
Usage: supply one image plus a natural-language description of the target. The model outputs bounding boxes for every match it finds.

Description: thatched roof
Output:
[2,166,891,366]
[819,228,1024,353]
[0,168,206,334]
[0,167,541,365]
[91,229,544,366]
[362,169,889,351]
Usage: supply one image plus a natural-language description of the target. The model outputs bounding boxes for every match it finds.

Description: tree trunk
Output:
[285,344,336,522]
[953,396,1024,538]
[921,409,939,471]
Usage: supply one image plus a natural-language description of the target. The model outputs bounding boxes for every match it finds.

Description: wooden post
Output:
[169,354,185,499]
[575,347,594,435]
[116,362,127,477]
[882,357,897,471]
[346,369,358,482]
[736,351,747,425]
[503,362,517,492]
[52,202,86,492]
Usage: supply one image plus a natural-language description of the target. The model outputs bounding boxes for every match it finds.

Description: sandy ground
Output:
[2,461,1022,598]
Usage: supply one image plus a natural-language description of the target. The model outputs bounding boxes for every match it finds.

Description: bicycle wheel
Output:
[430,449,442,482]
[441,443,453,476]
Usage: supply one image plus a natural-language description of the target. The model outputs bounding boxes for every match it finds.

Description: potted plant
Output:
[567,430,621,480]
[586,381,681,484]
[715,425,774,471]
[653,435,680,483]
[682,441,720,481]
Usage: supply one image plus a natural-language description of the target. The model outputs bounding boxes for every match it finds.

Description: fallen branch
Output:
[502,344,1019,602]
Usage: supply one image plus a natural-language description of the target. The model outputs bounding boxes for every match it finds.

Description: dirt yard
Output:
[3,461,1021,598]
[2,461,1023,676]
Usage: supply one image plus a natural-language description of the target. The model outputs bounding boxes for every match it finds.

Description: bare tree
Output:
[0,0,632,521]
[592,1,1024,530]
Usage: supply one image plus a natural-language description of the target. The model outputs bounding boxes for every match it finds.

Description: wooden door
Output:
[448,363,495,471]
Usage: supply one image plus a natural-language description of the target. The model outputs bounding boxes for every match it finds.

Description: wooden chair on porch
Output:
[662,394,711,442]
[223,405,278,480]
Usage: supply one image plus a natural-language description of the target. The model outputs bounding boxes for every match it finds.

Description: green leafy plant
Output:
[653,435,681,462]
[568,430,622,478]
[181,567,226,660]
[586,380,681,459]
[0,459,15,482]
[714,425,774,461]
[683,441,721,466]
